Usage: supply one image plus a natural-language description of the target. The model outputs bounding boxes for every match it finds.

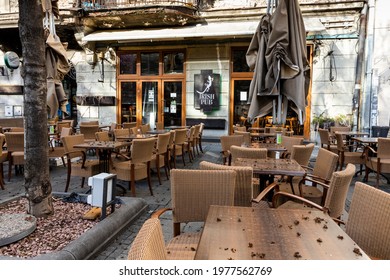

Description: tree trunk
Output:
[19,0,53,217]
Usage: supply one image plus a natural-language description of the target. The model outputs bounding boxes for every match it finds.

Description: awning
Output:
[82,19,325,43]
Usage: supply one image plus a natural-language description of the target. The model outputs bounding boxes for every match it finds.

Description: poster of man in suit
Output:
[194,70,220,113]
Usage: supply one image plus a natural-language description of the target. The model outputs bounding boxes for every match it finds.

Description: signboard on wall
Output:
[194,70,220,113]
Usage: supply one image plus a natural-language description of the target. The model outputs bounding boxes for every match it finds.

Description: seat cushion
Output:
[71,159,100,177]
[300,185,323,205]
[165,232,201,260]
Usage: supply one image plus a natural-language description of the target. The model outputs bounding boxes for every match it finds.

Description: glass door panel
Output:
[141,81,159,129]
[163,81,182,127]
[233,80,251,129]
[120,81,137,123]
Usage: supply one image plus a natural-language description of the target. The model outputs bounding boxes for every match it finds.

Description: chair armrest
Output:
[272,191,328,212]
[152,208,172,218]
[252,182,280,203]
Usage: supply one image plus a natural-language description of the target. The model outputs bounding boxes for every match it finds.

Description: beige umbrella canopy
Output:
[246,0,309,125]
[43,0,70,118]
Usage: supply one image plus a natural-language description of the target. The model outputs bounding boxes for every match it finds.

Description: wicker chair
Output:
[79,125,100,142]
[122,122,137,129]
[199,160,253,206]
[140,123,151,133]
[95,131,110,141]
[0,133,8,189]
[197,122,205,153]
[113,128,130,141]
[298,147,339,205]
[152,169,236,259]
[171,128,188,168]
[184,126,195,162]
[364,137,390,188]
[318,128,338,153]
[151,132,170,184]
[280,135,304,158]
[253,164,356,220]
[233,131,251,146]
[192,124,201,155]
[156,122,164,130]
[230,145,267,166]
[127,218,170,260]
[4,132,24,181]
[111,137,157,197]
[342,181,390,259]
[219,135,244,165]
[334,132,364,172]
[62,134,100,192]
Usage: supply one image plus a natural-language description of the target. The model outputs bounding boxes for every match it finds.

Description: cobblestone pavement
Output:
[1,141,389,260]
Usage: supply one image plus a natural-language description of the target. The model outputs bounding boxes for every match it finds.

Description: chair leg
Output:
[147,162,153,196]
[0,164,4,190]
[8,159,12,182]
[81,177,85,188]
[130,165,136,197]
[156,156,162,185]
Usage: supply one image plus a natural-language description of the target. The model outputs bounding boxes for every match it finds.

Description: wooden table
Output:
[250,132,276,143]
[146,129,170,135]
[235,157,305,195]
[195,205,369,260]
[352,136,378,146]
[74,141,131,173]
[337,131,369,151]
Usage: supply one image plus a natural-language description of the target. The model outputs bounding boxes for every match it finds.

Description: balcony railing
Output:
[78,0,198,10]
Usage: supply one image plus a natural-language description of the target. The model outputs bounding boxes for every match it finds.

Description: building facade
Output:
[0,0,388,140]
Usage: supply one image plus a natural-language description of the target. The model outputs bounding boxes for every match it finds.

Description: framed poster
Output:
[194,70,220,113]
[13,105,22,116]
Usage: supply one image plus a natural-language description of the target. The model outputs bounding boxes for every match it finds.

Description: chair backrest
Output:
[187,126,195,141]
[127,218,167,260]
[4,132,24,152]
[230,145,267,165]
[110,122,120,131]
[193,124,201,139]
[346,181,390,259]
[140,123,151,133]
[62,134,86,159]
[79,125,99,140]
[281,135,304,155]
[131,138,157,164]
[9,127,24,132]
[95,131,110,141]
[199,161,253,207]
[80,120,99,125]
[377,137,390,159]
[312,148,339,181]
[168,130,175,148]
[156,132,170,154]
[323,163,355,219]
[318,128,331,146]
[371,126,390,137]
[234,126,247,132]
[156,122,164,130]
[130,127,138,134]
[199,122,205,135]
[220,135,244,153]
[334,132,346,152]
[173,128,187,145]
[122,122,137,129]
[233,131,251,146]
[170,169,236,224]
[290,143,315,166]
[330,126,351,137]
[0,133,5,148]
[114,128,130,139]
[60,127,73,138]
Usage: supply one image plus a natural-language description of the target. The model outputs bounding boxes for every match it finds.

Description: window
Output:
[119,53,137,75]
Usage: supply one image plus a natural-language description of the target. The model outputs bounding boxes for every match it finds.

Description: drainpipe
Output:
[352,2,368,131]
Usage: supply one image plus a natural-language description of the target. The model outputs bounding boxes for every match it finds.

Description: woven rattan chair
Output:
[122,122,137,129]
[4,132,24,181]
[253,164,356,221]
[219,134,244,165]
[230,145,267,165]
[62,134,100,192]
[184,126,195,162]
[127,218,170,260]
[112,137,157,197]
[233,131,251,146]
[192,124,201,155]
[341,181,390,259]
[318,128,338,154]
[152,169,236,259]
[95,131,110,141]
[151,132,170,184]
[280,135,304,158]
[335,132,364,172]
[199,160,253,206]
[140,123,151,133]
[0,133,8,189]
[171,128,188,168]
[364,137,390,188]
[156,122,164,130]
[197,122,205,153]
[113,128,130,140]
[79,125,100,142]
[298,147,339,205]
